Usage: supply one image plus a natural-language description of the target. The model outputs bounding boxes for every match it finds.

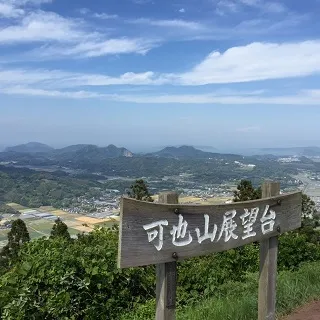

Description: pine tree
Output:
[50,218,71,240]
[128,179,154,202]
[0,219,30,271]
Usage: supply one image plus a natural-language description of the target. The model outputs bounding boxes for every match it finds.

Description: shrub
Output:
[0,226,155,319]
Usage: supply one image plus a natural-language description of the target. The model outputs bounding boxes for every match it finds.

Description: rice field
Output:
[0,203,119,247]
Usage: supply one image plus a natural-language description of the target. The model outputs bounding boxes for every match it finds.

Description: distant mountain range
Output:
[4,142,133,158]
[5,142,54,153]
[3,142,320,160]
[149,145,238,159]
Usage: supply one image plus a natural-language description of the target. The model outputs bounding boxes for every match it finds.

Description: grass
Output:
[121,262,320,320]
[6,203,27,210]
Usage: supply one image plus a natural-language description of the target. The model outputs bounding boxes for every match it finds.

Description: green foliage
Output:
[0,219,30,274]
[233,179,262,202]
[176,244,259,306]
[122,262,320,320]
[1,217,320,319]
[278,232,320,270]
[302,193,317,219]
[128,179,154,202]
[0,226,155,319]
[7,219,30,245]
[0,204,20,215]
[50,218,71,240]
[0,177,319,319]
[0,166,102,208]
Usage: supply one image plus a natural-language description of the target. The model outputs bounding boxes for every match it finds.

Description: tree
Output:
[0,227,154,319]
[302,193,317,219]
[0,219,30,271]
[298,193,320,243]
[127,179,154,202]
[50,218,71,240]
[233,180,262,202]
[233,180,319,243]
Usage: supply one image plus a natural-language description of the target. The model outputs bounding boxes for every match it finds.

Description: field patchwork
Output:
[0,203,119,248]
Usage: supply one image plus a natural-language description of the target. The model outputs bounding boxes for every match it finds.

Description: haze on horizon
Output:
[1,0,320,152]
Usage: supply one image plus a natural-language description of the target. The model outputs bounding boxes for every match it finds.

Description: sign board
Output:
[118,191,301,268]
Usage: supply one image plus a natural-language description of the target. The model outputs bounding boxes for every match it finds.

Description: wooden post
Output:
[258,181,280,320]
[156,192,178,320]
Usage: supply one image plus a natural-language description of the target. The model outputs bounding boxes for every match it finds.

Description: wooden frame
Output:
[118,182,302,320]
[118,191,301,268]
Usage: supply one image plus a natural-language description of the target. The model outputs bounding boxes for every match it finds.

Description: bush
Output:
[0,226,155,319]
[278,232,320,270]
[122,262,320,320]
[177,244,259,306]
[1,215,320,319]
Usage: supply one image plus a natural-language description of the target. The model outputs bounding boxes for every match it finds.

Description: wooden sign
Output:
[118,191,301,268]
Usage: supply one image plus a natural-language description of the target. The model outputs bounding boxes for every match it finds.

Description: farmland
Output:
[0,202,119,248]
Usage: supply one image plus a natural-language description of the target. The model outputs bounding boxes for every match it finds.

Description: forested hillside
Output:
[0,166,101,208]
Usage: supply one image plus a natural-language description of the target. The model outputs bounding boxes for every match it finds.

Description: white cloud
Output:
[175,40,320,85]
[0,0,52,17]
[78,7,90,15]
[77,8,118,19]
[0,1,304,62]
[93,12,118,19]
[33,38,157,58]
[0,68,68,85]
[264,2,286,13]
[3,39,320,86]
[217,0,286,15]
[2,40,320,85]
[216,0,239,15]
[240,0,286,13]
[12,0,52,4]
[69,39,154,57]
[0,3,24,17]
[0,9,157,58]
[179,8,185,13]
[0,67,164,87]
[70,71,163,86]
[0,86,106,99]
[1,86,320,106]
[128,18,206,31]
[105,91,320,105]
[0,11,89,43]
[131,0,153,4]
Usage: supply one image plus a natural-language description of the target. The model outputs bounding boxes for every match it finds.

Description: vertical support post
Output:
[156,192,178,320]
[258,181,280,320]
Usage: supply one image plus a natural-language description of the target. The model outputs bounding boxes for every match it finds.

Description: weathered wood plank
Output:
[156,192,178,320]
[258,181,280,320]
[118,191,301,268]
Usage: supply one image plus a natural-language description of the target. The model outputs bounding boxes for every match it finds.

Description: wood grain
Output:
[156,192,178,320]
[118,191,301,268]
[258,181,280,320]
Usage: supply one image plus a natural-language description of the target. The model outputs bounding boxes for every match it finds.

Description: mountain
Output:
[52,144,133,161]
[105,144,133,158]
[54,144,96,154]
[150,145,240,159]
[5,142,54,153]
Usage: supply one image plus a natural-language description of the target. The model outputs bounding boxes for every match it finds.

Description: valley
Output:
[1,142,320,250]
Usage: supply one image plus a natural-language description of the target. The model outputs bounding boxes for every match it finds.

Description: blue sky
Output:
[0,0,320,151]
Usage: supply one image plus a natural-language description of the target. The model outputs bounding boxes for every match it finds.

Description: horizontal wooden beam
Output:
[118,191,301,268]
